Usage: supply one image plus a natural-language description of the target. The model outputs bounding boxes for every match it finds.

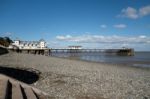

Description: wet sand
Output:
[0,52,150,99]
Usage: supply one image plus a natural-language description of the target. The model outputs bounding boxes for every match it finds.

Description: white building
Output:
[12,39,47,49]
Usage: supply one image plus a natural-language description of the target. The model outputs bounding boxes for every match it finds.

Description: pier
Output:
[8,48,134,56]
[50,48,134,56]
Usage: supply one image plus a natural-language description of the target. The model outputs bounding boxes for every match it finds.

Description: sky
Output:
[0,0,150,51]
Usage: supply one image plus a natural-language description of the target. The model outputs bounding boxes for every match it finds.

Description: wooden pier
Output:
[50,48,134,56]
[8,48,134,56]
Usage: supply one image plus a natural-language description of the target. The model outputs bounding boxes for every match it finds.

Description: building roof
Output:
[14,39,45,45]
[20,41,40,45]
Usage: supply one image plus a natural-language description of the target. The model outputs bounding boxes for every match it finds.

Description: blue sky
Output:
[0,0,150,51]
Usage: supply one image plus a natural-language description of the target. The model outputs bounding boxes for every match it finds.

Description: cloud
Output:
[114,24,127,29]
[0,32,13,37]
[100,24,107,28]
[139,35,146,39]
[139,5,150,16]
[56,34,150,44]
[120,7,138,19]
[56,35,72,40]
[118,5,150,19]
[100,24,127,29]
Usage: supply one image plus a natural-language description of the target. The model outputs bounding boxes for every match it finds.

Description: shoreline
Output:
[0,52,150,99]
[50,54,150,70]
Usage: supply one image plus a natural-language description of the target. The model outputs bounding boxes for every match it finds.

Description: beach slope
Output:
[0,53,150,99]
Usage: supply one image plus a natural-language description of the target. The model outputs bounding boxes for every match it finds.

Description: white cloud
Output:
[56,34,150,44]
[146,41,150,44]
[120,7,138,19]
[114,24,127,29]
[100,24,107,28]
[139,35,146,39]
[4,32,13,37]
[56,35,72,40]
[0,32,13,37]
[118,5,150,19]
[139,5,150,16]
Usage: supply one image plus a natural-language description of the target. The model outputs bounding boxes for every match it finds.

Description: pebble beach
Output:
[0,52,150,99]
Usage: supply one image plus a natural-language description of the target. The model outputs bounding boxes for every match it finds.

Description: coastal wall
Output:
[0,47,8,55]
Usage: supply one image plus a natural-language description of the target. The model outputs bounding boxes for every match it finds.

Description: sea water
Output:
[50,52,150,68]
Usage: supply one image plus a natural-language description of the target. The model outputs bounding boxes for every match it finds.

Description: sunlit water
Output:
[50,52,150,68]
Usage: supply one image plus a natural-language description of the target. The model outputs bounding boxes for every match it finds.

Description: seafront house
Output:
[11,39,47,49]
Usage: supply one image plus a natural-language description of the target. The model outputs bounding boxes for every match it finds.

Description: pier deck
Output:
[8,48,134,56]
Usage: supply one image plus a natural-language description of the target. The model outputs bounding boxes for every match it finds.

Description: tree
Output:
[4,37,13,44]
[0,37,13,47]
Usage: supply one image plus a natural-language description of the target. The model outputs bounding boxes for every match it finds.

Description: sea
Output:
[50,52,150,68]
